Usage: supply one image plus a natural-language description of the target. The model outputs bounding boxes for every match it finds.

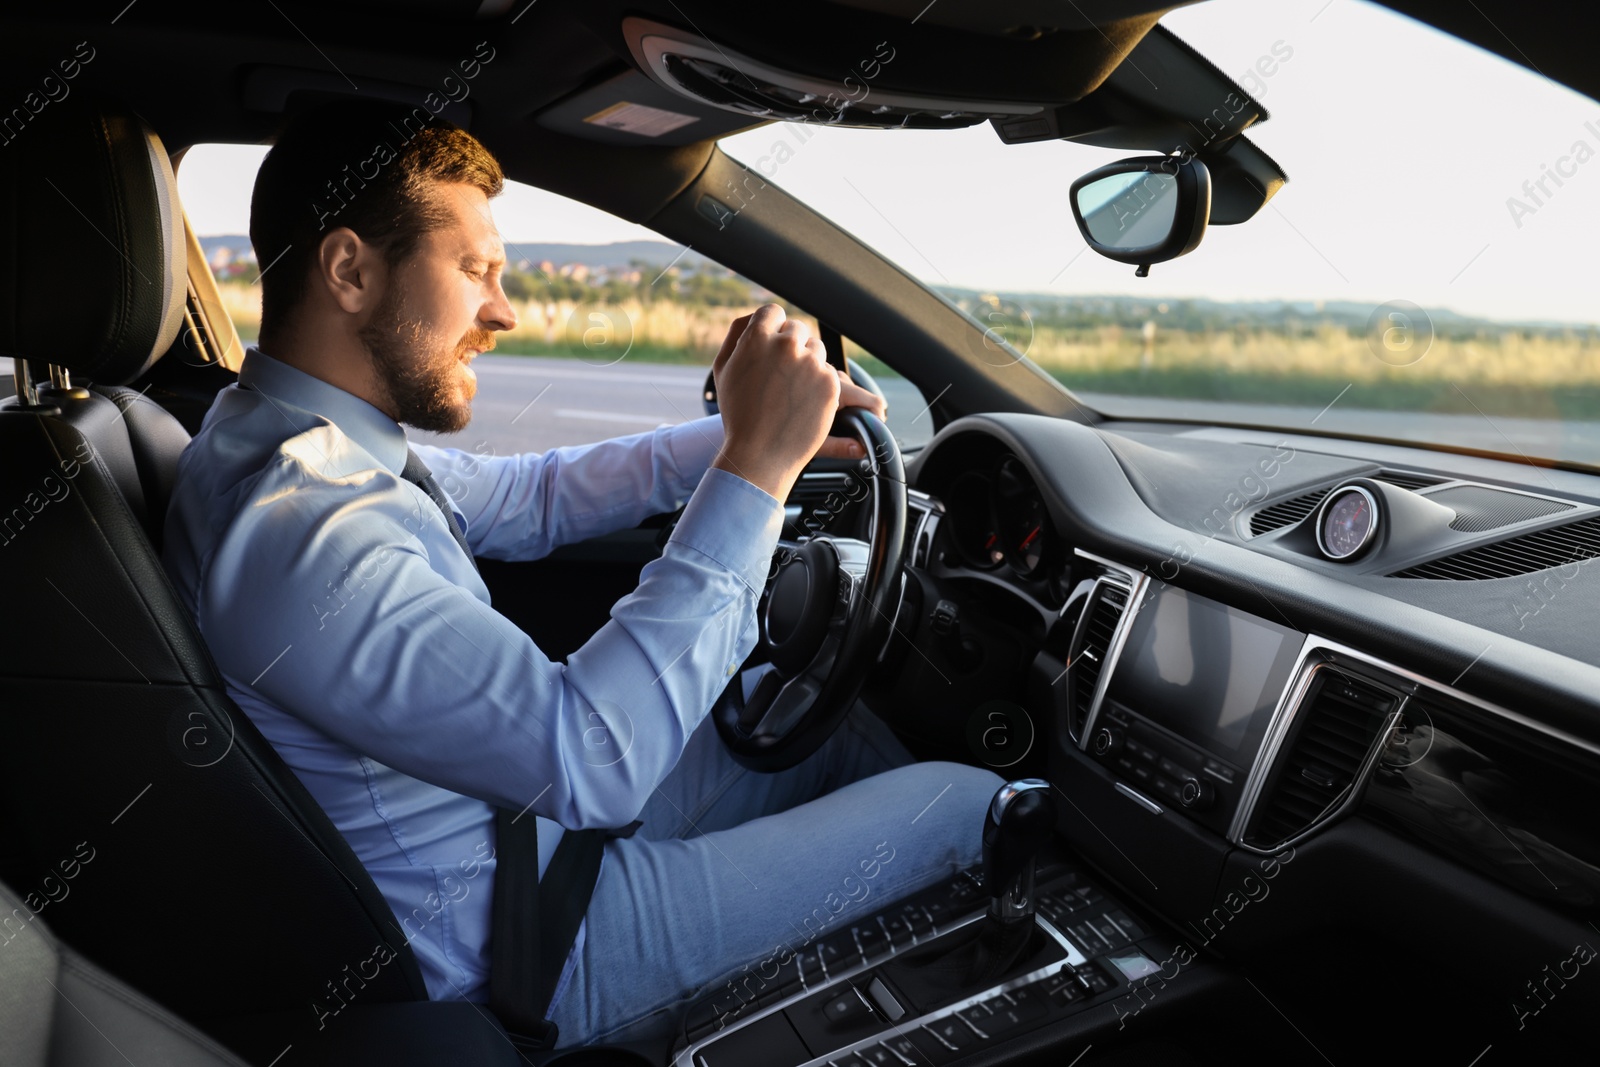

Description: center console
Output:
[1059,550,1408,857]
[1085,581,1303,839]
[671,855,1172,1067]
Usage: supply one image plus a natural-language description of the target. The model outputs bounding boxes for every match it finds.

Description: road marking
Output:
[474,359,701,388]
[555,407,677,426]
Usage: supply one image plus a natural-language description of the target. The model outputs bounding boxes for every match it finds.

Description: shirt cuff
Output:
[661,415,725,483]
[668,466,783,595]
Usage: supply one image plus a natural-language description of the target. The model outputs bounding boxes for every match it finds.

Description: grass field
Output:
[219,285,1600,420]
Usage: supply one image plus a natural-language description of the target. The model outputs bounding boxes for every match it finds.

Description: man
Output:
[163,101,1001,1048]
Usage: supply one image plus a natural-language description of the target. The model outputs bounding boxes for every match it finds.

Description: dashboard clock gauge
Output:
[1316,485,1380,560]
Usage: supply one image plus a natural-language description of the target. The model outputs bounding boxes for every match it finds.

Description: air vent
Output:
[1375,469,1446,491]
[1244,670,1398,850]
[1421,485,1574,533]
[1392,514,1600,580]
[1069,581,1128,740]
[1249,488,1332,535]
[1250,471,1448,536]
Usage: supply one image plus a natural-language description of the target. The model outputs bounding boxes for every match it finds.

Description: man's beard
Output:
[360,285,493,434]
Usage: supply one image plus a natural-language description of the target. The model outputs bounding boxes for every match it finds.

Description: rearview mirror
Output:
[1069,155,1211,276]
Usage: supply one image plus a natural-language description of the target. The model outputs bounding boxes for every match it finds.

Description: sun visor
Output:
[992,25,1287,223]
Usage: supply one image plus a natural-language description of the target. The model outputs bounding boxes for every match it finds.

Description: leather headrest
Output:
[0,99,186,385]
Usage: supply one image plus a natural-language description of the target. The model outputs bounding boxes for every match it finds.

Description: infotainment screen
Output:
[1102,584,1304,764]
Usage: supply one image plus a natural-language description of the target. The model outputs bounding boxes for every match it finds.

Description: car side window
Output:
[177,144,929,458]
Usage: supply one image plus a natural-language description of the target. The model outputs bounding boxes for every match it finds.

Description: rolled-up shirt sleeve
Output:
[410,415,727,562]
[196,451,781,831]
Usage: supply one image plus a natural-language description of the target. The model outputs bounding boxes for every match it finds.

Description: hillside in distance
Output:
[197,236,1592,335]
[198,236,709,272]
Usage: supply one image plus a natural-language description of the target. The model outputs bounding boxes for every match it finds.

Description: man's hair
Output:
[250,100,504,334]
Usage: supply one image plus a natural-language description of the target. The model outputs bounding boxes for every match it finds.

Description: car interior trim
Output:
[671,907,1087,1067]
[1071,549,1150,753]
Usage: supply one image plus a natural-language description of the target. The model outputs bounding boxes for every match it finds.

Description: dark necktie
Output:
[401,448,478,573]
[398,447,643,1046]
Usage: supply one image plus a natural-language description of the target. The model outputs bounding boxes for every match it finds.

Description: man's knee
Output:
[894,761,1004,828]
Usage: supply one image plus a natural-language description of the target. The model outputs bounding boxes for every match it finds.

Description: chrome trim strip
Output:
[1225,632,1319,842]
[1302,636,1600,759]
[1114,782,1164,815]
[672,907,1088,1067]
[1072,550,1149,753]
[1229,642,1409,848]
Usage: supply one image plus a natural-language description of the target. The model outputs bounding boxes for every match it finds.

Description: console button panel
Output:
[675,859,1162,1066]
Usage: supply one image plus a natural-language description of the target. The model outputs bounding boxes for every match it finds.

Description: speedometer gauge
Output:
[994,457,1050,578]
[946,473,1003,570]
[1316,485,1380,560]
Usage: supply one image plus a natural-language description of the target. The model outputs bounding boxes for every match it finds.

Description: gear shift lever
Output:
[983,779,1056,924]
[879,778,1060,1003]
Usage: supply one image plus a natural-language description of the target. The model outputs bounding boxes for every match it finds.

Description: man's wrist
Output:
[712,447,793,502]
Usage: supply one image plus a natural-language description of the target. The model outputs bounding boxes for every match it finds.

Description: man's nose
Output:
[485,279,518,332]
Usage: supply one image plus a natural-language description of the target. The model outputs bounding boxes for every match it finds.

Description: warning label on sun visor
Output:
[582,102,701,138]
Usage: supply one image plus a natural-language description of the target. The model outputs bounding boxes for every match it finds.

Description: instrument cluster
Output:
[937,454,1069,604]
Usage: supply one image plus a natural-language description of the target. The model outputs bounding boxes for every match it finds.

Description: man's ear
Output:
[315,227,385,315]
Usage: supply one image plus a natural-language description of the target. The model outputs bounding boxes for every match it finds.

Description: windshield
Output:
[720,0,1600,468]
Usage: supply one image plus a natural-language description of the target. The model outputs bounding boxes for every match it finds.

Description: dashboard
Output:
[876,412,1600,1055]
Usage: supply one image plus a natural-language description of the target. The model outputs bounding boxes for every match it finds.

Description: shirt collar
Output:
[237,345,410,477]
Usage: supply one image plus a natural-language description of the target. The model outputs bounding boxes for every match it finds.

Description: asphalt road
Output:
[406,354,937,457]
[1079,393,1600,465]
[7,354,1597,466]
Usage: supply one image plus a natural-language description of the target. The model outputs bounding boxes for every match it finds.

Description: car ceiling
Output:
[0,0,1585,228]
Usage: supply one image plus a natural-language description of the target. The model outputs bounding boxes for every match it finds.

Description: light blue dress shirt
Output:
[161,347,784,1007]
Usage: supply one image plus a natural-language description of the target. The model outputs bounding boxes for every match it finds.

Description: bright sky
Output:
[178,0,1600,325]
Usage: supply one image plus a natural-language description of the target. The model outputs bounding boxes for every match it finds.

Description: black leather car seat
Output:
[0,99,431,1027]
[0,878,249,1067]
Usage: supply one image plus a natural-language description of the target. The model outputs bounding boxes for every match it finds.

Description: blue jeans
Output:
[545,696,1005,1048]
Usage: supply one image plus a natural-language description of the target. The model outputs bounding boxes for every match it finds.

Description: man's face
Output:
[359,181,516,433]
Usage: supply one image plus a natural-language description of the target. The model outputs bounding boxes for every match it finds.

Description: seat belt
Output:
[490,812,641,1051]
[400,447,644,1048]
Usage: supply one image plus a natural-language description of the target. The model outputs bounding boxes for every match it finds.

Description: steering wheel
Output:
[712,406,907,772]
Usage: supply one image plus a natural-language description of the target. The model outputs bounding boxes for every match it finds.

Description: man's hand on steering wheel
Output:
[710,305,886,501]
[815,372,888,461]
[707,307,907,773]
